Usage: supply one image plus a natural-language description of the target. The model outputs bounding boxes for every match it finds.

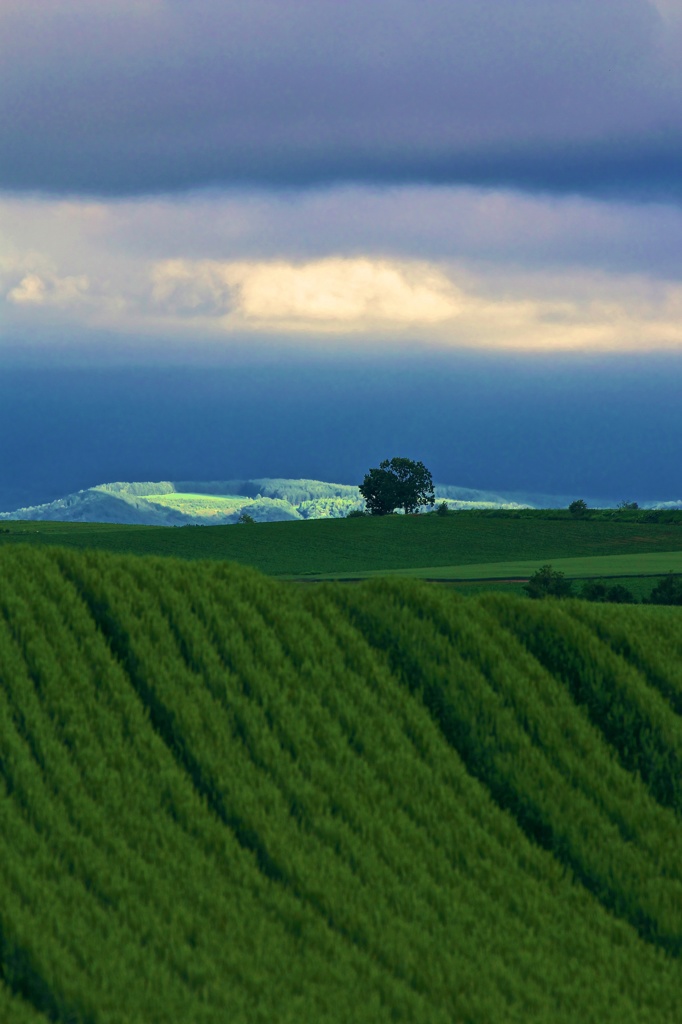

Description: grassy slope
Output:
[306,550,682,581]
[0,546,681,1023]
[1,514,682,577]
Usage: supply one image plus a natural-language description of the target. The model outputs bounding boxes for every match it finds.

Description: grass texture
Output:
[0,546,681,1022]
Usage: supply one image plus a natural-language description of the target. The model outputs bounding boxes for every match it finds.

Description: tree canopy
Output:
[359,458,435,516]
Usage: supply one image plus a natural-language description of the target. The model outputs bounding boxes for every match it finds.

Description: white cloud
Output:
[7,273,47,305]
[150,257,460,330]
[146,256,682,350]
[235,259,459,325]
[7,270,90,307]
[150,259,235,317]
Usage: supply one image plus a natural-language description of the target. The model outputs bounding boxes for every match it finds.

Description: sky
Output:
[1,0,682,508]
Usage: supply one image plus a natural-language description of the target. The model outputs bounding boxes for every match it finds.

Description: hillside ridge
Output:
[0,546,681,1022]
[3,476,674,526]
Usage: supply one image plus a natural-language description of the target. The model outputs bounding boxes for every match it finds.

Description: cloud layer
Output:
[2,0,681,197]
[2,187,682,354]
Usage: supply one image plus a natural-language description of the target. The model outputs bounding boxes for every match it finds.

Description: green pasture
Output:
[296,549,682,582]
[1,513,682,580]
[9,513,677,595]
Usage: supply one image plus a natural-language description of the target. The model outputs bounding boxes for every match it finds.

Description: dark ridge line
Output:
[63,557,391,978]
[0,920,90,1024]
[341,594,679,957]
[561,607,682,719]
[136,570,295,787]
[164,576,465,967]
[288,573,678,584]
[59,563,439,1012]
[0,574,219,1018]
[233,583,578,997]
[388,590,656,852]
[0,607,54,788]
[52,553,378,979]
[419,679,673,950]
[226,586,459,908]
[59,567,289,886]
[493,604,682,817]
[286,577,532,585]
[446,598,682,896]
[292,589,539,897]
[0,565,313,1019]
[0,593,96,1024]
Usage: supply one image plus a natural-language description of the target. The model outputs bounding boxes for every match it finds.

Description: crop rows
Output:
[0,546,681,1022]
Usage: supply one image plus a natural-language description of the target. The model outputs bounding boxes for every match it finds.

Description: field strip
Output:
[287,550,682,582]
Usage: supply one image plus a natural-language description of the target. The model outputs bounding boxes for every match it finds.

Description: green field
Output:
[0,546,681,1022]
[299,549,682,581]
[2,513,682,582]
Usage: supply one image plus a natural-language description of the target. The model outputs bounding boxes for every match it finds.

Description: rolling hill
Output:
[0,477,648,527]
[0,546,681,1022]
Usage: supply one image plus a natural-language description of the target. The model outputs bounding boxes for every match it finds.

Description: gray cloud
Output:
[1,0,681,198]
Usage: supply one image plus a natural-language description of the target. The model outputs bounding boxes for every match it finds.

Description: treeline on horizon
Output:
[437,506,682,523]
[0,546,681,1022]
[524,563,682,606]
[72,477,682,516]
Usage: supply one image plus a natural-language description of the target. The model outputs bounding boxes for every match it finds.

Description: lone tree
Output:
[568,499,588,517]
[359,457,435,516]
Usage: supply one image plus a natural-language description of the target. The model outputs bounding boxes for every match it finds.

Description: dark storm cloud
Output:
[2,0,680,198]
[1,355,681,510]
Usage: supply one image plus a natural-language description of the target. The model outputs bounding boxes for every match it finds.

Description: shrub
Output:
[524,565,573,599]
[647,573,682,606]
[568,499,588,518]
[580,580,636,604]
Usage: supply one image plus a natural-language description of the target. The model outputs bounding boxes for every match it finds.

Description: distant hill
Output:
[1,476,679,526]
[0,478,361,526]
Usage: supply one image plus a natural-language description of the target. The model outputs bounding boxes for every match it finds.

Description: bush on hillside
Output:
[580,579,636,604]
[524,564,574,599]
[569,499,588,517]
[647,572,682,606]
